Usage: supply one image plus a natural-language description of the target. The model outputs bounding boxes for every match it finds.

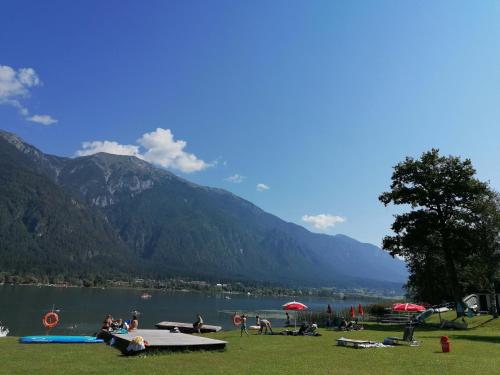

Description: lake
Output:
[0,285,378,336]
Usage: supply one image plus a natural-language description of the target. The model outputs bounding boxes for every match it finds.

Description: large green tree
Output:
[379,149,499,314]
[463,192,500,317]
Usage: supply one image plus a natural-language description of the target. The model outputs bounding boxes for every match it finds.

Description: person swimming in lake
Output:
[128,315,139,331]
[240,314,249,337]
[193,313,204,333]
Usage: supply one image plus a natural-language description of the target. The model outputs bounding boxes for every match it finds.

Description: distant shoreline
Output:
[0,282,401,301]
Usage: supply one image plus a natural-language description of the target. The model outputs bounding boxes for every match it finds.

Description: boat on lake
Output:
[140,293,152,299]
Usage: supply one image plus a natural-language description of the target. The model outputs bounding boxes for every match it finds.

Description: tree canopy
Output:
[380,149,500,314]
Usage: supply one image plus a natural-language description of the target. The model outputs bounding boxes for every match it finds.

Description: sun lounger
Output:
[385,325,419,346]
[337,337,395,349]
[336,338,374,348]
[411,308,433,325]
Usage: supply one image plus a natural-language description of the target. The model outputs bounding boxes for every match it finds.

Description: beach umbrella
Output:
[357,304,365,325]
[349,306,355,318]
[282,301,308,328]
[283,301,308,311]
[392,303,425,312]
[358,304,364,316]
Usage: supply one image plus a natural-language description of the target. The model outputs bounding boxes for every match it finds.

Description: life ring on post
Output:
[233,314,242,326]
[42,312,59,329]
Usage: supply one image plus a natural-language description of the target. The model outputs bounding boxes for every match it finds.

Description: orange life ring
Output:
[233,314,242,326]
[42,312,59,329]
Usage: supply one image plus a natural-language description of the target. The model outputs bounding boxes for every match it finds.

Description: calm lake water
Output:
[0,285,378,336]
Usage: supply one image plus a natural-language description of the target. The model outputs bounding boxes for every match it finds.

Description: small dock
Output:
[111,329,226,352]
[155,321,222,334]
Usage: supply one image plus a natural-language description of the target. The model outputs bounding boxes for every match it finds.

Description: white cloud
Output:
[302,214,346,230]
[76,141,140,157]
[75,128,210,173]
[0,64,57,125]
[256,183,270,192]
[225,174,246,183]
[138,128,209,173]
[27,114,58,125]
[0,66,39,100]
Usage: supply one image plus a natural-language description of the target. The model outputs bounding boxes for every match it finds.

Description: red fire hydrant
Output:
[440,336,451,353]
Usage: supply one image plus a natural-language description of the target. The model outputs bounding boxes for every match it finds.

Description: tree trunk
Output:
[490,282,498,319]
[440,227,464,318]
[443,249,464,317]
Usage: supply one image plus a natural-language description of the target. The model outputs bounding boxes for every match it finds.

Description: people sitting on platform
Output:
[101,314,113,332]
[193,313,204,333]
[111,318,121,330]
[128,314,139,331]
[110,318,128,331]
[119,319,129,330]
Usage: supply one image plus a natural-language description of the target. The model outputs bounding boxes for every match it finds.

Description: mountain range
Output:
[0,129,407,290]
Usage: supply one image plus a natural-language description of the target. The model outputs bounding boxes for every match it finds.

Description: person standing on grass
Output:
[240,314,249,336]
[259,318,273,335]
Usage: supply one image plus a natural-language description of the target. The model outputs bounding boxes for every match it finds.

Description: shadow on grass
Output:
[448,334,500,344]
[468,318,495,329]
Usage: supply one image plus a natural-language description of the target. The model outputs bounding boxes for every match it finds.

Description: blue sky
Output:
[1,0,499,246]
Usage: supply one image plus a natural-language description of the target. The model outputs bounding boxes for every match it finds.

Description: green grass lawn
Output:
[1,313,499,375]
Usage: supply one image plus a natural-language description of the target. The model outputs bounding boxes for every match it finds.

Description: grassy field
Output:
[1,312,499,375]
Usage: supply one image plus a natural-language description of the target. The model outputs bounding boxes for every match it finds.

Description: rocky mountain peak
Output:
[0,130,68,180]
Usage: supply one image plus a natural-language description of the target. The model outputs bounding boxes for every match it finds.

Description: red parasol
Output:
[327,304,332,315]
[358,304,364,316]
[393,303,425,312]
[349,306,355,318]
[282,301,308,328]
[282,301,308,311]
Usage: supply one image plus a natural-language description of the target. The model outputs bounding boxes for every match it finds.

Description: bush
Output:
[364,303,392,316]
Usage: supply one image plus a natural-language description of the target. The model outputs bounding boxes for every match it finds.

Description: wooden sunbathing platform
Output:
[111,329,227,351]
[155,321,222,334]
[336,338,374,348]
